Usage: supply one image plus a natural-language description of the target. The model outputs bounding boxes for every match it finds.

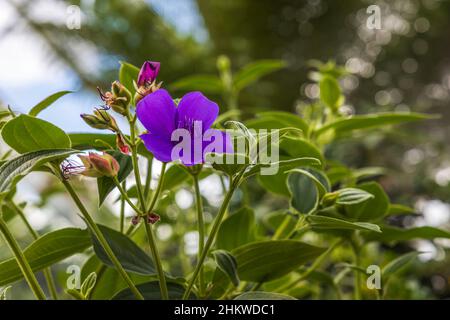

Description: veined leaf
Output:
[0,228,91,286]
[2,115,71,153]
[365,225,450,243]
[307,215,381,233]
[91,224,156,275]
[316,112,434,137]
[97,151,133,206]
[28,91,72,117]
[0,149,76,195]
[232,240,325,282]
[119,61,140,95]
[387,204,416,216]
[170,75,223,94]
[234,60,286,91]
[383,252,422,280]
[246,111,309,133]
[217,207,255,251]
[287,168,329,214]
[245,157,321,178]
[344,182,389,221]
[335,188,374,205]
[212,250,240,287]
[319,76,342,111]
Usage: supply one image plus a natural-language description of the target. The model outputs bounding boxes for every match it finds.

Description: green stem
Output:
[351,239,362,300]
[124,162,167,236]
[113,177,143,215]
[62,179,144,300]
[182,171,244,299]
[143,222,169,300]
[8,202,58,300]
[192,174,205,297]
[0,216,46,300]
[128,117,147,212]
[144,157,153,202]
[120,180,126,233]
[272,215,292,240]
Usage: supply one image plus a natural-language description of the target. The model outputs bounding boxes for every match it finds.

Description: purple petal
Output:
[137,61,160,86]
[140,133,176,163]
[136,89,176,139]
[176,92,219,132]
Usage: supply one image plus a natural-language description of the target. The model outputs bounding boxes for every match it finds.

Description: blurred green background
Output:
[0,0,449,299]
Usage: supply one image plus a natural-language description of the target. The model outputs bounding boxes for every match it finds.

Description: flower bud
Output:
[134,61,162,105]
[80,113,110,130]
[134,80,162,105]
[109,81,132,115]
[116,133,130,154]
[78,152,120,178]
[137,61,160,87]
[147,213,160,224]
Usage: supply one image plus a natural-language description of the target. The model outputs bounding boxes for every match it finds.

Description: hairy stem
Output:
[192,174,205,296]
[113,177,143,214]
[183,171,244,299]
[0,216,46,300]
[120,180,126,233]
[62,179,144,300]
[8,201,58,299]
[143,222,169,299]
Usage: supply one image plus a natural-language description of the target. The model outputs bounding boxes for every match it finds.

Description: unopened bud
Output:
[78,152,120,178]
[110,81,132,115]
[147,213,160,224]
[131,215,141,225]
[81,109,119,132]
[116,134,130,154]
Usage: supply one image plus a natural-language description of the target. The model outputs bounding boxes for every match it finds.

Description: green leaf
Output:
[217,207,255,251]
[234,60,286,91]
[319,76,342,111]
[170,75,223,94]
[232,240,325,282]
[246,111,309,133]
[307,215,381,233]
[161,164,190,191]
[0,228,91,286]
[365,225,450,243]
[28,91,72,117]
[113,281,192,300]
[335,188,374,205]
[69,133,152,158]
[212,250,240,287]
[0,149,76,195]
[97,151,133,206]
[287,168,330,214]
[91,224,156,275]
[258,138,324,196]
[2,114,71,153]
[316,113,434,137]
[234,291,296,300]
[382,252,421,280]
[280,138,324,164]
[344,182,389,221]
[119,61,140,95]
[207,153,249,177]
[244,157,321,179]
[387,204,415,216]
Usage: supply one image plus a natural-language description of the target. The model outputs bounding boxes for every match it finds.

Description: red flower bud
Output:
[78,152,120,178]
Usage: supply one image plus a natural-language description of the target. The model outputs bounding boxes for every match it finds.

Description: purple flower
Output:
[136,89,233,165]
[137,61,160,86]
